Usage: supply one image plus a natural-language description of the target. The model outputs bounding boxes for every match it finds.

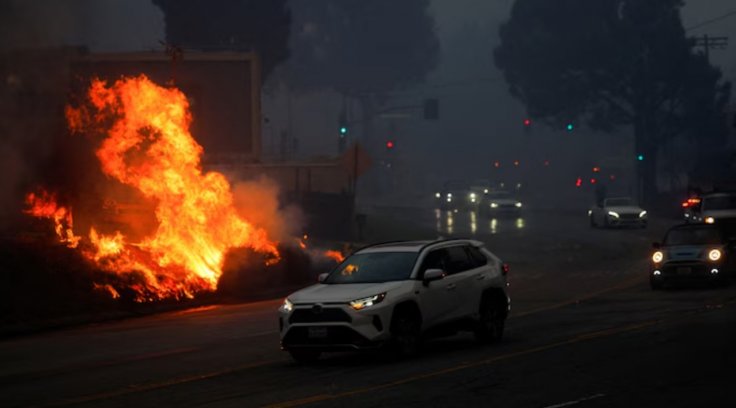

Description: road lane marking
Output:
[542,393,606,408]
[512,274,644,318]
[41,359,282,407]
[263,321,658,408]
[0,347,200,386]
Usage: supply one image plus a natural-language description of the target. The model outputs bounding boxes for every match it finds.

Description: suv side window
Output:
[466,245,488,267]
[444,246,474,275]
[418,249,446,279]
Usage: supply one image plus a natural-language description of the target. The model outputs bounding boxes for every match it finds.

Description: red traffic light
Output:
[494,161,501,168]
[513,160,520,166]
[523,118,532,127]
[386,141,394,149]
[575,177,582,187]
[592,166,601,173]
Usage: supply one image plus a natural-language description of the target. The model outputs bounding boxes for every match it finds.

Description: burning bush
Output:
[24,75,282,302]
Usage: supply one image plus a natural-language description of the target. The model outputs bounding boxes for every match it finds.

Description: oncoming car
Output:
[589,197,647,228]
[278,239,511,363]
[484,191,522,216]
[649,224,735,289]
[691,193,736,226]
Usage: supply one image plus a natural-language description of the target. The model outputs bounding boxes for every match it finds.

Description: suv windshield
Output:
[605,198,633,206]
[702,195,736,211]
[325,252,418,284]
[664,227,722,246]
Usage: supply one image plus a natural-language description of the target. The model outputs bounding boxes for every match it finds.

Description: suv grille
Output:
[289,307,352,324]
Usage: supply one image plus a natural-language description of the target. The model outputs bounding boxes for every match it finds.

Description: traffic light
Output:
[494,161,501,168]
[386,140,395,150]
[338,111,348,137]
[637,154,644,161]
[592,166,600,173]
[523,118,532,127]
[575,177,583,187]
[566,123,574,132]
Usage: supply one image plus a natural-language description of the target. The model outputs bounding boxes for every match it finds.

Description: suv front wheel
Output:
[390,307,422,358]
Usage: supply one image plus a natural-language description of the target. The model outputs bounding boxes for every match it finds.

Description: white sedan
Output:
[589,197,647,228]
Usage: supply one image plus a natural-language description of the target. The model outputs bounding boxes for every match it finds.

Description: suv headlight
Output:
[708,249,722,262]
[705,217,715,224]
[349,293,386,310]
[639,211,647,218]
[279,298,293,313]
[652,251,663,263]
[491,202,499,208]
[608,211,620,218]
[515,202,523,208]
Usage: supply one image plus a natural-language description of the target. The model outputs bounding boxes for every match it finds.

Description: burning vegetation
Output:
[24,75,286,302]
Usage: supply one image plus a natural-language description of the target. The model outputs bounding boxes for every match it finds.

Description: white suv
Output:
[278,239,511,363]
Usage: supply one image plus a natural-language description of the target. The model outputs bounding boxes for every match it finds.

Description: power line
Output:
[686,9,736,32]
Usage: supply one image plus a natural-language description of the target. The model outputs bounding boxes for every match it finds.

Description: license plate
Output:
[308,327,328,339]
[677,267,692,275]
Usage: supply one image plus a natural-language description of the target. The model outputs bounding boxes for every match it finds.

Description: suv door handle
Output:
[476,274,486,280]
[446,283,457,290]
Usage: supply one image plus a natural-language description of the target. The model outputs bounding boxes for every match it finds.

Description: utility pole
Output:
[693,34,729,61]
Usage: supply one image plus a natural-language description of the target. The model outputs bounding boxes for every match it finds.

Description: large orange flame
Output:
[26,75,279,301]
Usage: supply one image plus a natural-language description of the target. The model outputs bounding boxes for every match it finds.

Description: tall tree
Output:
[285,0,439,95]
[494,0,731,202]
[153,0,291,81]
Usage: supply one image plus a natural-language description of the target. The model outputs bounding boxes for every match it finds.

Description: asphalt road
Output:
[2,208,734,407]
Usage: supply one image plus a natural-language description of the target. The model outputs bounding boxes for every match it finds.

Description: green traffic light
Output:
[340,126,348,135]
[637,154,644,161]
[566,123,574,132]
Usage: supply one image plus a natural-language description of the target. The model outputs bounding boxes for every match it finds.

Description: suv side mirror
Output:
[318,273,329,283]
[423,269,445,286]
[652,242,661,249]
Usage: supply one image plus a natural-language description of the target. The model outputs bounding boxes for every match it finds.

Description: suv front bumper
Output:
[279,302,394,351]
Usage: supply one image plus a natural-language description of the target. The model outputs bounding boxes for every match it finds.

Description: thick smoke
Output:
[232,177,304,243]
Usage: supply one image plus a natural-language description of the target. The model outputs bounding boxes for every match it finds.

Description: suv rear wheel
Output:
[475,295,505,343]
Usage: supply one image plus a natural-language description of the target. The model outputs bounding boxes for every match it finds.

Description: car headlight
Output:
[608,211,620,218]
[652,251,663,263]
[705,217,715,224]
[349,293,386,310]
[515,202,522,208]
[279,298,293,313]
[708,249,722,262]
[447,193,453,198]
[447,197,452,203]
[491,203,499,208]
[484,189,489,194]
[435,192,441,198]
[639,211,647,218]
